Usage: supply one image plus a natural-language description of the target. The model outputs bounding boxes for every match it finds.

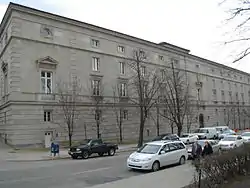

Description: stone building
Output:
[0,3,249,147]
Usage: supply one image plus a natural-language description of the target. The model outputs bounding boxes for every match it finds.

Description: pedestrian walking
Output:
[191,141,202,160]
[202,141,213,157]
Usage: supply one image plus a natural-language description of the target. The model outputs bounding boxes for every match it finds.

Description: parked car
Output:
[127,140,188,172]
[186,140,220,159]
[218,135,244,151]
[241,131,250,143]
[193,127,217,139]
[68,139,118,159]
[214,126,229,137]
[151,133,180,141]
[179,133,198,144]
[218,129,236,140]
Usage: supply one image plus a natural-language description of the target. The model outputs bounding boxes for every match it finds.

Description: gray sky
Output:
[0,0,249,73]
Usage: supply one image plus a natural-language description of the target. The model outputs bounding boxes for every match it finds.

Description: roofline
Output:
[0,3,250,76]
[0,2,189,54]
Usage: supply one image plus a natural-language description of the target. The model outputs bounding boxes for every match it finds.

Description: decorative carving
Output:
[40,25,53,39]
[36,56,58,71]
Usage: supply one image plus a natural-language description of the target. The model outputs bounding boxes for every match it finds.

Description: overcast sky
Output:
[0,0,249,73]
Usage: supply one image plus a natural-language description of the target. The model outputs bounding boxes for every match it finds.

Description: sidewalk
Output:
[88,163,195,188]
[1,144,137,162]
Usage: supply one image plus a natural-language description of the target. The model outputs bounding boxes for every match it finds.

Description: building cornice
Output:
[1,3,250,77]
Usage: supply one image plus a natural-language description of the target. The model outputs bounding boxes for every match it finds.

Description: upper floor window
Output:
[91,39,100,48]
[228,82,231,90]
[92,80,100,96]
[234,75,237,80]
[211,68,214,73]
[119,62,125,75]
[139,50,145,57]
[118,45,125,53]
[212,79,216,88]
[120,83,127,97]
[92,57,100,71]
[240,76,242,80]
[95,110,102,121]
[196,64,200,68]
[123,110,128,120]
[41,71,52,94]
[141,66,146,76]
[159,55,164,61]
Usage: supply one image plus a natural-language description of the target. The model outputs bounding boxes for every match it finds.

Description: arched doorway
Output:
[199,113,204,128]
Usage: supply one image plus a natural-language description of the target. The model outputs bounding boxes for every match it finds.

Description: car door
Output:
[236,136,243,146]
[90,139,102,153]
[167,143,180,164]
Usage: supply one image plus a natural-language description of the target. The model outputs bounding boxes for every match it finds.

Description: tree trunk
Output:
[177,123,182,136]
[68,133,72,147]
[171,122,174,134]
[119,109,123,143]
[156,106,160,136]
[138,107,144,148]
[97,121,100,138]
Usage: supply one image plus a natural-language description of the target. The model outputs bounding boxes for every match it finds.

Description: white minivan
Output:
[193,127,217,139]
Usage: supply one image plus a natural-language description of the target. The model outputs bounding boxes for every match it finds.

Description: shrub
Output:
[190,143,250,188]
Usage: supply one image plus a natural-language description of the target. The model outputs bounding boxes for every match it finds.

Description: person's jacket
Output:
[202,144,213,157]
[191,143,202,157]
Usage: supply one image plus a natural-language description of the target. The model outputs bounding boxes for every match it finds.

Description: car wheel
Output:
[71,156,78,159]
[82,151,89,159]
[152,161,160,172]
[179,156,186,165]
[108,148,116,156]
[213,135,217,140]
[98,152,104,157]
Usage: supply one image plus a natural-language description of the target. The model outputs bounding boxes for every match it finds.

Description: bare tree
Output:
[220,0,250,63]
[55,77,82,147]
[111,84,126,143]
[159,62,191,136]
[149,101,160,136]
[185,103,197,133]
[128,50,162,147]
[89,80,105,139]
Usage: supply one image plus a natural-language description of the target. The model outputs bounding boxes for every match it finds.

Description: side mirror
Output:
[160,150,166,155]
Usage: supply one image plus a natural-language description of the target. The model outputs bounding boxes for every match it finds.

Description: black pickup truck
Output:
[68,139,118,159]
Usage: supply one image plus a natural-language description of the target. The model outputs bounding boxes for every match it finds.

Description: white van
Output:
[193,127,217,139]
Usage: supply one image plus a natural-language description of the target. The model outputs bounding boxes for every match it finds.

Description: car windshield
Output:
[194,129,208,133]
[242,132,250,137]
[80,139,91,145]
[181,134,189,138]
[222,137,236,141]
[223,130,234,134]
[137,144,161,154]
[197,141,206,147]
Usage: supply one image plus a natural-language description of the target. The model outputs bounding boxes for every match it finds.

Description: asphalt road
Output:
[0,152,193,188]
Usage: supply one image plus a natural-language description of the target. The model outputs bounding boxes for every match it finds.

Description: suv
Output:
[127,140,188,172]
[151,133,180,141]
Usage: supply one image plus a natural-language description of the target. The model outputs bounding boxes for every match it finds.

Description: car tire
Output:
[82,151,89,159]
[108,148,116,156]
[179,156,186,165]
[152,161,160,172]
[98,152,104,157]
[213,135,217,140]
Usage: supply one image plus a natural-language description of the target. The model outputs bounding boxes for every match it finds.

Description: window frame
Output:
[92,79,101,96]
[117,45,125,53]
[40,70,53,94]
[91,39,100,48]
[44,110,52,122]
[119,62,125,75]
[92,57,100,71]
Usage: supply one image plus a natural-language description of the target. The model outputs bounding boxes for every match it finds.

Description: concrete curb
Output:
[5,147,137,162]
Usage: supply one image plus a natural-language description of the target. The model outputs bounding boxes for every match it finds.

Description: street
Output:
[0,151,193,188]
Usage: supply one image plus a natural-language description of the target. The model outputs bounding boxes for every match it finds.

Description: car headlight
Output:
[76,148,80,151]
[141,158,152,161]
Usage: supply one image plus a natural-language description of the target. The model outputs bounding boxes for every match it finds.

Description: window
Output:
[41,71,52,94]
[212,89,217,100]
[119,62,125,75]
[235,83,237,89]
[241,93,244,102]
[212,79,215,88]
[167,143,178,151]
[159,55,164,61]
[211,68,214,73]
[220,70,223,76]
[91,39,100,47]
[120,83,127,97]
[196,64,200,68]
[123,110,128,120]
[215,109,218,115]
[118,45,125,53]
[221,80,224,89]
[92,80,100,96]
[228,82,231,90]
[229,91,232,101]
[160,69,165,80]
[236,92,239,101]
[141,66,146,76]
[234,75,237,80]
[174,142,185,149]
[241,84,243,91]
[92,57,100,71]
[221,90,225,101]
[139,50,145,57]
[44,111,51,122]
[171,59,179,65]
[3,73,8,95]
[95,110,102,121]
[240,76,242,80]
[163,109,167,116]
